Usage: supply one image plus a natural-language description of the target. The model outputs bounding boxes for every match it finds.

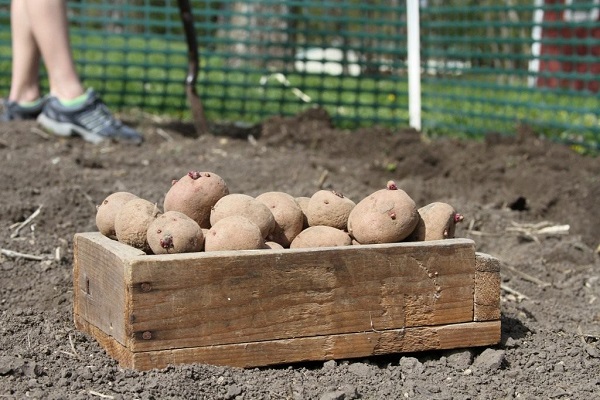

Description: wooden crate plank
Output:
[125,239,477,352]
[127,321,501,370]
[73,233,501,370]
[74,312,134,368]
[474,252,501,321]
[73,233,144,347]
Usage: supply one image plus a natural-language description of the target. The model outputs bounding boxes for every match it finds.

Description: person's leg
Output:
[7,0,42,103]
[23,0,85,101]
[8,0,143,144]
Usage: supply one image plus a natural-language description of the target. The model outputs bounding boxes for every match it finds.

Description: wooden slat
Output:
[125,238,477,352]
[73,233,502,370]
[74,312,133,367]
[474,252,501,321]
[73,233,145,347]
[126,321,501,370]
[76,311,499,370]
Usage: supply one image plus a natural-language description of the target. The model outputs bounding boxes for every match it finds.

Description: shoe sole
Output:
[37,113,105,144]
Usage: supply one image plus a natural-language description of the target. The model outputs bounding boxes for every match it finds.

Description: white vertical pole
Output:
[528,0,545,88]
[407,0,422,131]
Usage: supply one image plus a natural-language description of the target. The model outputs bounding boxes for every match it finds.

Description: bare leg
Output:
[23,0,85,101]
[8,0,42,103]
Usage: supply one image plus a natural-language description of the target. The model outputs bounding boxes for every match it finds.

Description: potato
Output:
[347,180,418,244]
[256,191,304,247]
[210,193,275,239]
[295,196,311,229]
[163,171,229,229]
[264,241,284,250]
[95,191,139,239]
[204,215,265,251]
[146,211,204,254]
[290,225,352,248]
[115,198,161,252]
[306,190,355,230]
[408,202,464,241]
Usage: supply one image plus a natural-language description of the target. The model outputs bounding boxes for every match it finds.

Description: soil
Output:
[1,107,599,399]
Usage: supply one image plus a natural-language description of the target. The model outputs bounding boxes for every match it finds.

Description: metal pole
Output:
[407,0,422,131]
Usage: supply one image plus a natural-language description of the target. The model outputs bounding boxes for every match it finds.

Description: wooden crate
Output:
[73,232,501,370]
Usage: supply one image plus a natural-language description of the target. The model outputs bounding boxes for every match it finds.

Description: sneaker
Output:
[0,98,45,121]
[37,89,143,145]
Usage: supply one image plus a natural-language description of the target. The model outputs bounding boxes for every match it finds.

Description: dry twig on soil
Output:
[1,248,48,261]
[465,218,503,237]
[504,263,551,288]
[10,204,43,238]
[506,221,569,243]
[74,185,96,210]
[501,284,529,302]
[88,390,115,399]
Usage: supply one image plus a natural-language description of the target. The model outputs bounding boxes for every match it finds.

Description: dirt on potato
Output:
[1,107,599,399]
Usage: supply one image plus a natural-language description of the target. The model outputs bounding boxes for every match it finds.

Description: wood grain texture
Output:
[474,252,501,321]
[73,233,501,370]
[126,238,476,352]
[73,233,145,347]
[118,321,500,370]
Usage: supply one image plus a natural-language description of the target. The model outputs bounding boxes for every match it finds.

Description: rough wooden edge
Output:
[137,321,501,370]
[76,318,500,370]
[73,233,145,348]
[74,232,477,260]
[474,252,501,321]
[125,241,476,352]
[74,312,134,368]
[73,233,501,370]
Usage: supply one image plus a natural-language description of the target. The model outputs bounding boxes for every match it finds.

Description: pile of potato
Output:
[95,171,464,254]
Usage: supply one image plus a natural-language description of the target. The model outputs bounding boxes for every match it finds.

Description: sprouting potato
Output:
[295,196,311,230]
[347,180,419,244]
[210,193,275,239]
[147,210,204,254]
[204,215,265,252]
[264,241,285,250]
[115,198,161,253]
[163,171,229,229]
[95,191,139,239]
[408,202,464,241]
[256,191,304,247]
[290,225,352,248]
[306,190,355,231]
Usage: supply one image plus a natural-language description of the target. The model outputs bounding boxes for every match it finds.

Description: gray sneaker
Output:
[37,89,143,145]
[0,98,45,121]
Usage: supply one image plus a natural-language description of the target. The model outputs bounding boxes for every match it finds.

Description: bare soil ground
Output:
[1,107,599,399]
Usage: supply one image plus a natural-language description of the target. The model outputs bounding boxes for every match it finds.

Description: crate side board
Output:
[73,233,145,347]
[74,312,134,367]
[474,252,502,321]
[126,239,477,352]
[126,321,501,370]
[73,233,502,370]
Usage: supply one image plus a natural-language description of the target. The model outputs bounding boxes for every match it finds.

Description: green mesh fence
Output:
[0,0,409,128]
[0,1,598,150]
[419,1,599,150]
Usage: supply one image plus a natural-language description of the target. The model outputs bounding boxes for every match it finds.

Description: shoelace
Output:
[78,100,122,134]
